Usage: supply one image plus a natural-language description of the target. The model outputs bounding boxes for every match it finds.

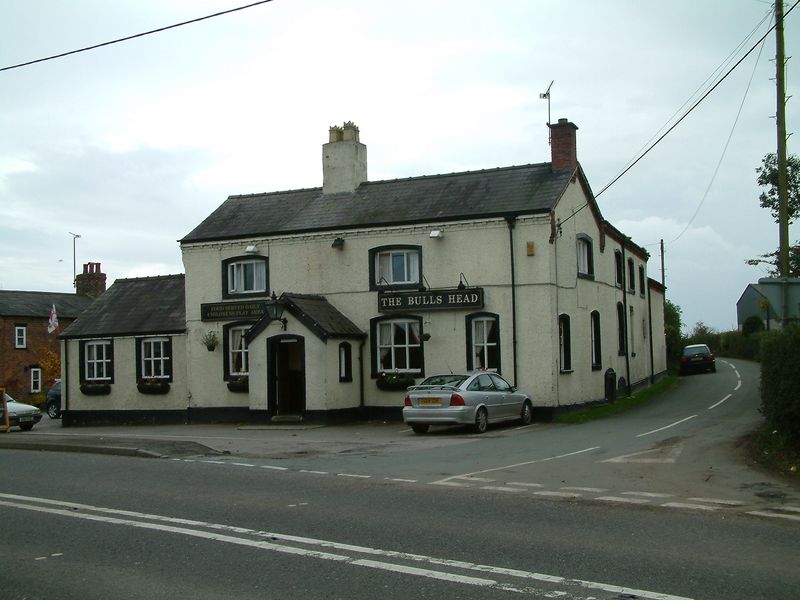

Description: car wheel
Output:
[473,407,488,434]
[411,424,429,434]
[520,400,533,425]
[47,402,60,419]
[19,423,34,431]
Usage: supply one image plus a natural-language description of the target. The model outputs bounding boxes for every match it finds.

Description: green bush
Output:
[760,327,800,443]
[719,330,764,361]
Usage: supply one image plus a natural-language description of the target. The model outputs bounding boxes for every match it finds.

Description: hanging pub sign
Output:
[201,300,268,321]
[378,288,484,313]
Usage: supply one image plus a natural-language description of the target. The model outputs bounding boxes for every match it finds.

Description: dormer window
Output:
[369,245,422,290]
[223,256,268,298]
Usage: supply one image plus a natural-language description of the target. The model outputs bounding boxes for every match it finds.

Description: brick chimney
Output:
[75,262,107,298]
[548,118,578,171]
[322,121,367,194]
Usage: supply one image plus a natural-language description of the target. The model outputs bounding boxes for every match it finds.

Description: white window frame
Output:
[375,250,420,286]
[471,316,499,371]
[30,368,42,393]
[227,259,267,295]
[229,326,250,377]
[377,319,422,373]
[14,325,26,349]
[141,337,170,379]
[85,340,112,381]
[576,236,593,276]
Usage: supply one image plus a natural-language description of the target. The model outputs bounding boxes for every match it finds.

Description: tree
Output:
[756,153,799,224]
[746,243,800,278]
[664,299,683,362]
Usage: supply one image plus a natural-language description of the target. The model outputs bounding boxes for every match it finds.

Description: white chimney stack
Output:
[322,121,367,194]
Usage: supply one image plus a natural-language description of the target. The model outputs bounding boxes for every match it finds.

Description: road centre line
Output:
[636,415,697,438]
[734,381,741,391]
[0,493,693,600]
[746,511,800,522]
[687,497,745,506]
[260,465,288,471]
[384,478,418,483]
[232,462,256,467]
[481,486,526,493]
[623,491,674,498]
[337,473,371,479]
[561,487,607,493]
[434,446,600,484]
[299,470,328,475]
[534,491,581,499]
[596,496,651,505]
[661,502,719,511]
[708,395,732,410]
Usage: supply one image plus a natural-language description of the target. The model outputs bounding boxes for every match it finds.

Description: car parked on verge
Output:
[1,393,43,431]
[402,371,533,434]
[679,344,716,375]
[45,379,61,419]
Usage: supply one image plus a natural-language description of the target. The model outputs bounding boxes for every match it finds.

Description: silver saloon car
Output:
[402,372,533,434]
[2,394,43,431]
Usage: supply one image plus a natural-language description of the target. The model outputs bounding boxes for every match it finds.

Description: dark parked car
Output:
[46,379,61,419]
[679,344,716,375]
[1,393,43,431]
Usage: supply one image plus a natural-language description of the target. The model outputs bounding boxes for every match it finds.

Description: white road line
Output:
[299,470,328,475]
[481,486,526,493]
[686,497,745,506]
[708,394,732,410]
[636,415,697,438]
[661,502,719,511]
[506,482,544,488]
[0,493,693,600]
[771,505,800,513]
[534,491,581,499]
[430,481,470,487]
[596,496,650,505]
[352,559,497,587]
[433,446,600,485]
[260,465,288,471]
[622,491,674,498]
[455,476,495,482]
[746,511,800,522]
[384,478,418,483]
[734,381,742,391]
[201,460,226,464]
[337,473,371,479]
[232,462,256,467]
[561,487,607,493]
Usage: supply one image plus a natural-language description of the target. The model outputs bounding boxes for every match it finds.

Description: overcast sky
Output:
[1,0,797,332]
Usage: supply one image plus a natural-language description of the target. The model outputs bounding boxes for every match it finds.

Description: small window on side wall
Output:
[30,368,42,393]
[614,251,623,288]
[14,325,26,349]
[627,258,636,293]
[368,245,422,290]
[576,234,594,278]
[222,256,268,299]
[639,265,646,297]
[559,314,572,372]
[466,313,500,371]
[339,342,352,382]
[590,311,602,370]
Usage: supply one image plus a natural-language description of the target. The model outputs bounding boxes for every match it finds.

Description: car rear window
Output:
[683,345,710,356]
[421,375,468,387]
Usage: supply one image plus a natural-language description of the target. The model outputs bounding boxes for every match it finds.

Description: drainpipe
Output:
[505,216,519,386]
[621,242,632,397]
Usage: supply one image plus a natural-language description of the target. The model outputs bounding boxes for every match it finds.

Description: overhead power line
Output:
[0,0,275,73]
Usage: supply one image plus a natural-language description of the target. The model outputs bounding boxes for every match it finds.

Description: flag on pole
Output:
[47,304,59,333]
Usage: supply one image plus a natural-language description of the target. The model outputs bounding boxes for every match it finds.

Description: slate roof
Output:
[181,163,574,243]
[246,293,366,343]
[60,275,186,339]
[0,290,94,319]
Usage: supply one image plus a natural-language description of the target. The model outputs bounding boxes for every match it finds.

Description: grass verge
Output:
[746,425,800,478]
[554,375,678,424]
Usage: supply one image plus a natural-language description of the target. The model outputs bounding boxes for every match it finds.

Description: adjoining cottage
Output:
[60,119,667,425]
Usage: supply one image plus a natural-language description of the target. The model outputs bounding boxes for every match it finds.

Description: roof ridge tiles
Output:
[115,273,185,283]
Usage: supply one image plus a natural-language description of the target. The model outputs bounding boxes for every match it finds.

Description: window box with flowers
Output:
[375,371,416,391]
[137,378,170,395]
[227,376,249,393]
[80,383,111,396]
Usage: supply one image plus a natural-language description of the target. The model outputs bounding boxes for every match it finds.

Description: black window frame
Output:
[558,313,572,373]
[368,245,423,291]
[79,339,115,384]
[222,255,270,300]
[627,258,636,294]
[614,250,624,288]
[465,312,501,372]
[617,302,627,356]
[638,265,646,297]
[135,336,174,382]
[338,341,353,383]
[576,234,594,279]
[591,310,602,371]
[369,314,425,378]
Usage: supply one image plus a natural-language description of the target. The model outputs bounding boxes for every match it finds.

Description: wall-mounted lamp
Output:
[331,237,345,249]
[245,245,259,254]
[457,272,470,290]
[265,291,288,330]
[429,229,444,239]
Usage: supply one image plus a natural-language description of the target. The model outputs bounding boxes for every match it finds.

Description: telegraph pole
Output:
[775,0,790,278]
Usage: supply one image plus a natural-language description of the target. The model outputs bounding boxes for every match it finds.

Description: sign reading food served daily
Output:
[201,301,268,321]
[378,288,484,312]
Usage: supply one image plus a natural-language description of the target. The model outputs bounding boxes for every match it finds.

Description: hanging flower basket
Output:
[80,383,111,396]
[137,380,170,395]
[227,377,249,393]
[376,372,416,391]
[201,330,219,351]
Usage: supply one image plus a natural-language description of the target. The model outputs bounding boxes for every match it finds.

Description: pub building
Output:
[59,119,667,425]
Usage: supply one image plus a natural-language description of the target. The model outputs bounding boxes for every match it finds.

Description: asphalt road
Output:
[1,358,799,598]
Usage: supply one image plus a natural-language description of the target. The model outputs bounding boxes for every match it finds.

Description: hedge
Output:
[760,326,800,442]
